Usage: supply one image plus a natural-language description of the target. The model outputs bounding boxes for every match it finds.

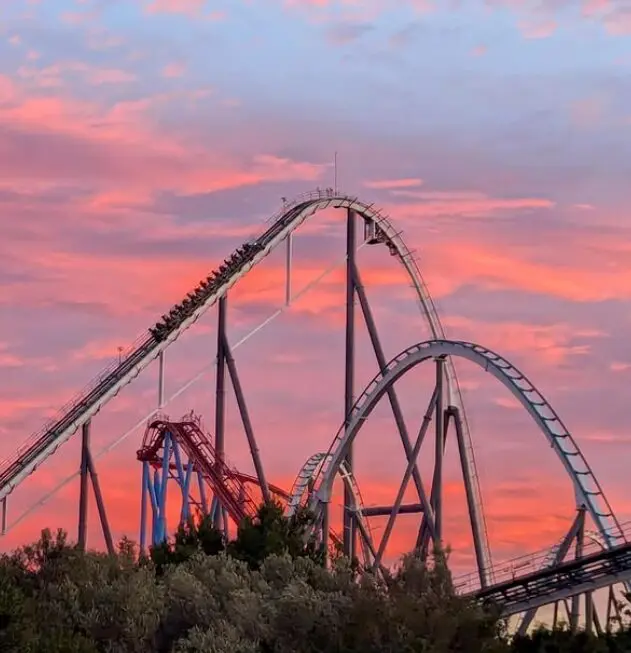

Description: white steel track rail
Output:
[0,190,489,581]
[311,340,626,573]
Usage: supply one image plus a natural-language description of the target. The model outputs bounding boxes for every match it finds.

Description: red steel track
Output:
[137,418,288,525]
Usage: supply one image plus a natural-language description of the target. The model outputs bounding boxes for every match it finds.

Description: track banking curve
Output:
[0,189,488,572]
[310,340,625,564]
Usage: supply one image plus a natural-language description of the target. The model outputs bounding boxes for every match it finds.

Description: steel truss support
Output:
[285,233,293,306]
[411,400,489,588]
[215,296,228,535]
[139,430,210,550]
[352,262,437,544]
[516,505,621,636]
[370,388,438,570]
[212,293,270,536]
[343,208,356,558]
[76,421,114,554]
[451,406,489,588]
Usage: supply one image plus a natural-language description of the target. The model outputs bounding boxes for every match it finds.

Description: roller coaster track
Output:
[138,418,288,525]
[138,418,352,553]
[473,540,631,617]
[310,340,625,562]
[138,419,267,524]
[0,190,491,583]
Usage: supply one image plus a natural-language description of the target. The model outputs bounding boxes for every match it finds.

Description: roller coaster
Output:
[0,188,629,634]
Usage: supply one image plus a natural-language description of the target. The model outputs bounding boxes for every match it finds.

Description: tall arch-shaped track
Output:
[311,340,625,557]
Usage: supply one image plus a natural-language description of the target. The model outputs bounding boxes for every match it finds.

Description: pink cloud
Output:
[471,44,487,56]
[363,178,423,190]
[0,78,326,203]
[144,0,224,19]
[570,95,609,128]
[442,315,603,366]
[162,61,186,78]
[386,190,554,219]
[518,17,558,39]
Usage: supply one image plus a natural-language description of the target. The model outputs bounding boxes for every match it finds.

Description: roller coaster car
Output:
[363,220,381,245]
[150,325,167,342]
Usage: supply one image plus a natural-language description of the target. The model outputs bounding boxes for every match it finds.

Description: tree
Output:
[150,514,225,574]
[227,502,324,570]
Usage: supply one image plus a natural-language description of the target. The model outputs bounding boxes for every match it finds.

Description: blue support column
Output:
[140,461,149,553]
[158,432,171,542]
[139,423,214,548]
[198,470,208,514]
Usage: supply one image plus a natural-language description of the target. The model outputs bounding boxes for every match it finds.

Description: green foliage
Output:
[150,514,225,574]
[227,502,324,569]
[0,512,629,652]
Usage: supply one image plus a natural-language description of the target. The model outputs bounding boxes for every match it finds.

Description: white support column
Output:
[158,351,165,408]
[285,233,293,306]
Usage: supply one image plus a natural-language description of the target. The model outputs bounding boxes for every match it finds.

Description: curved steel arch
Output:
[288,452,376,563]
[0,189,489,579]
[311,339,625,556]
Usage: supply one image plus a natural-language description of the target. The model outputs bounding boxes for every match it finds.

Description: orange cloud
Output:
[0,76,326,204]
[421,239,631,303]
[442,315,604,366]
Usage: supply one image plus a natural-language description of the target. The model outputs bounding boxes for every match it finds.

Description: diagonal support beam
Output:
[77,420,114,555]
[417,407,449,557]
[222,333,271,504]
[352,262,437,542]
[86,449,115,555]
[373,388,438,570]
[516,506,586,635]
[451,406,490,588]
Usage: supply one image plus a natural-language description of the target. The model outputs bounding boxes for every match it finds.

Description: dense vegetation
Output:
[0,503,629,652]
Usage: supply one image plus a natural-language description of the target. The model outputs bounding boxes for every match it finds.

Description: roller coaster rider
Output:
[149,240,263,343]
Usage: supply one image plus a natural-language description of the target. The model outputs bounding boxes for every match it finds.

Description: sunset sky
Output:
[1,0,631,582]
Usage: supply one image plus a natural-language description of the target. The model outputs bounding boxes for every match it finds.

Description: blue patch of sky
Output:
[99,0,621,147]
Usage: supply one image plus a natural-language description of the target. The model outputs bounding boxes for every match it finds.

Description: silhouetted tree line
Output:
[0,502,630,652]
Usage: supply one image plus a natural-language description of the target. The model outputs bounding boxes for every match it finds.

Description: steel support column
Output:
[451,406,488,588]
[222,336,271,503]
[434,358,445,544]
[78,421,90,550]
[322,503,331,567]
[571,507,586,633]
[373,388,437,570]
[158,351,166,408]
[343,208,356,558]
[86,448,114,554]
[353,262,436,541]
[285,233,292,306]
[215,295,227,534]
[516,506,586,635]
[139,461,149,553]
